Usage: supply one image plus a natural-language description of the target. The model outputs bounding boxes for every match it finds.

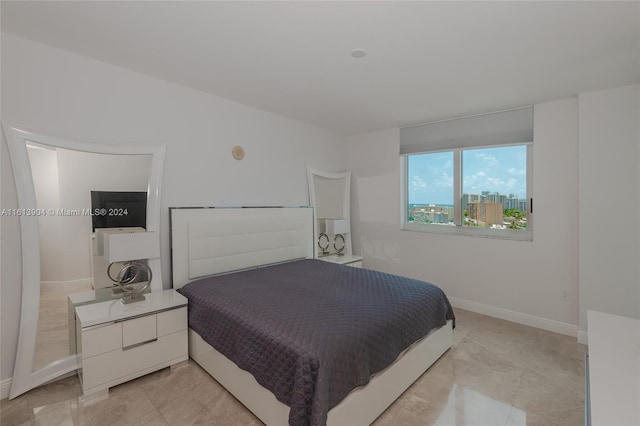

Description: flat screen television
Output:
[90,191,147,232]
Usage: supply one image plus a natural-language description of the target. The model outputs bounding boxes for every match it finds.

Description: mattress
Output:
[178,259,455,426]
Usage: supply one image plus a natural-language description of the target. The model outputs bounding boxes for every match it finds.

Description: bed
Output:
[170,207,454,426]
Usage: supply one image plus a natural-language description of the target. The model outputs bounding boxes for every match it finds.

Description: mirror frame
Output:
[306,166,352,258]
[3,125,166,399]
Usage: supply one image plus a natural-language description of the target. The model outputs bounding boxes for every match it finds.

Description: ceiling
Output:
[2,1,639,136]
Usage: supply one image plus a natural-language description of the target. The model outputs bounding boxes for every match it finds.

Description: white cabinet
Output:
[75,289,188,396]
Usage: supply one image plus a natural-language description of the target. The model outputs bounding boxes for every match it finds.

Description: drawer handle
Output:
[123,338,158,351]
[82,321,116,331]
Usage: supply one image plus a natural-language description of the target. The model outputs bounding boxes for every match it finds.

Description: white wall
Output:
[1,34,346,383]
[578,85,640,340]
[348,98,581,334]
[26,147,152,283]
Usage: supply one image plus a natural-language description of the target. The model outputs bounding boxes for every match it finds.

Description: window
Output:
[407,151,455,226]
[400,107,533,240]
[462,146,528,230]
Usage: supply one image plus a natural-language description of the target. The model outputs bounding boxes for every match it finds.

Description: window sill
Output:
[401,222,533,242]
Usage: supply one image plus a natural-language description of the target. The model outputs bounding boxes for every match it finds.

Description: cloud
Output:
[435,172,453,188]
[412,172,452,190]
[475,153,498,167]
[463,174,525,196]
[453,146,527,198]
[411,175,427,189]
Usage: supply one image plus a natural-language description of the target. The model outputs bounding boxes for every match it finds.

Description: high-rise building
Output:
[463,192,525,211]
[518,199,528,212]
[462,193,480,211]
[467,201,503,226]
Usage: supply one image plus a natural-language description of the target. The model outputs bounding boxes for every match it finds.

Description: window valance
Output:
[399,106,533,155]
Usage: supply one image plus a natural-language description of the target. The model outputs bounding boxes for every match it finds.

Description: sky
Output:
[408,145,527,205]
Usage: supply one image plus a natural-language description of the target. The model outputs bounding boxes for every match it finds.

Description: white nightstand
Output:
[74,289,188,396]
[319,254,363,268]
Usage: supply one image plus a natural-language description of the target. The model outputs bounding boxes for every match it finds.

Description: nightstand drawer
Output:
[82,330,187,391]
[82,322,121,358]
[122,314,157,348]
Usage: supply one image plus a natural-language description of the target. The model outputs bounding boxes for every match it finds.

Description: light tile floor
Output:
[35,282,92,370]
[1,309,587,425]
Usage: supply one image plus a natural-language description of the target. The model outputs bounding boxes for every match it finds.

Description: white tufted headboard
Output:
[170,207,314,289]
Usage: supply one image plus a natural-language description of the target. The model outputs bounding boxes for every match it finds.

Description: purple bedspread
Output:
[178,259,455,426]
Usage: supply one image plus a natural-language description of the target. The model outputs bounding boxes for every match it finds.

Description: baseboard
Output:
[41,278,92,289]
[577,330,588,345]
[449,296,579,338]
[1,378,11,400]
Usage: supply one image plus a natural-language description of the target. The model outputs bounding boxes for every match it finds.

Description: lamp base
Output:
[120,293,146,304]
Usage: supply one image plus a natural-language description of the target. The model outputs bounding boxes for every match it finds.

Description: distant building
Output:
[462,193,480,210]
[410,204,452,224]
[463,192,525,211]
[518,199,528,212]
[467,201,503,226]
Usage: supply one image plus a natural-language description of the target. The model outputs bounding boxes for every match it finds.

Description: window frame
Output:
[400,143,533,241]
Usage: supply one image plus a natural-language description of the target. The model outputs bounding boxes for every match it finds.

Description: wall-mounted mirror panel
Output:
[306,166,353,258]
[4,125,165,399]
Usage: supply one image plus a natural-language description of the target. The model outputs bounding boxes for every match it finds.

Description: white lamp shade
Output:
[325,219,349,235]
[104,231,160,263]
